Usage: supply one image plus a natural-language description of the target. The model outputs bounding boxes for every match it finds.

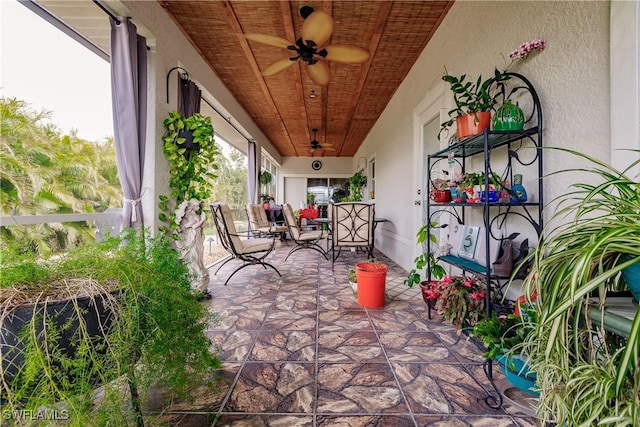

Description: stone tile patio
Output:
[148,243,537,426]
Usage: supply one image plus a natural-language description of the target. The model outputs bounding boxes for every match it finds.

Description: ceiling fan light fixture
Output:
[299,6,314,19]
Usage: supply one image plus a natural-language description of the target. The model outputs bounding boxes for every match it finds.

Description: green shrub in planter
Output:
[0,228,221,425]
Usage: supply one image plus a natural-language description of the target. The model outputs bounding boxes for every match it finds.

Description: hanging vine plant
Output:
[158,111,220,233]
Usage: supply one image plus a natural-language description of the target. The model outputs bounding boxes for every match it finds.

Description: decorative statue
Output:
[174,198,210,297]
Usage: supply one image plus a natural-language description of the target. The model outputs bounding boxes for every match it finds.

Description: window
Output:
[368,157,376,200]
[261,152,279,198]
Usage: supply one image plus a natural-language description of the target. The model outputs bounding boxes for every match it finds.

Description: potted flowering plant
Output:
[439,39,546,141]
[435,275,488,331]
[260,193,274,210]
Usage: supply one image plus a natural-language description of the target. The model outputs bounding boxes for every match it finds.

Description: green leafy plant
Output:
[259,170,273,186]
[159,111,219,233]
[347,268,357,283]
[404,222,446,288]
[438,40,545,141]
[438,69,510,140]
[470,310,535,360]
[307,192,316,206]
[0,229,221,425]
[260,194,274,204]
[521,148,640,426]
[346,171,368,201]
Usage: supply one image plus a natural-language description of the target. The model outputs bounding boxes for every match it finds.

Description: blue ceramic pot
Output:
[480,190,501,203]
[496,353,539,397]
[621,255,640,303]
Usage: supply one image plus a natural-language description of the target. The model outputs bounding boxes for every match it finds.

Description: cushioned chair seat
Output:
[211,202,282,285]
[282,203,328,261]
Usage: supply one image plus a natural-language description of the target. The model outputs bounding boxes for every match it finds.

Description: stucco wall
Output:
[355,1,611,271]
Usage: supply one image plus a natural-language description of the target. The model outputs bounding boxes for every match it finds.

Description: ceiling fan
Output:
[309,128,336,153]
[245,6,370,85]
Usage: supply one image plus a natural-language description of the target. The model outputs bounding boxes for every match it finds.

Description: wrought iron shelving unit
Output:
[425,72,543,408]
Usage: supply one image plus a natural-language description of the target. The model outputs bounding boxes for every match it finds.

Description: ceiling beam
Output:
[221,0,297,154]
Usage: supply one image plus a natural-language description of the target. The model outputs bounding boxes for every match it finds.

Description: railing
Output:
[0,209,123,240]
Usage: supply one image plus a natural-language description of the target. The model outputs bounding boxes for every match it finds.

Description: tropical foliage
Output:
[158,111,219,233]
[0,97,121,254]
[521,148,640,426]
[1,228,221,425]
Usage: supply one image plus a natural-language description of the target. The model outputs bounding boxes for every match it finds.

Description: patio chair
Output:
[331,202,375,269]
[246,203,288,243]
[210,202,281,285]
[282,203,328,261]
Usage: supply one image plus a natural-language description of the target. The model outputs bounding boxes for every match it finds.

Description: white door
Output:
[412,84,446,261]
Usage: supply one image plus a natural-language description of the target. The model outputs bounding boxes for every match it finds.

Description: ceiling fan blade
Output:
[306,61,330,85]
[245,33,292,49]
[323,44,371,64]
[301,10,334,46]
[322,146,336,151]
[262,57,296,77]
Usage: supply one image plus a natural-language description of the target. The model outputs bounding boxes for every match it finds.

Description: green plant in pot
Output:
[347,170,367,202]
[439,68,510,141]
[470,308,538,396]
[520,148,640,426]
[159,110,219,230]
[0,228,221,425]
[404,222,447,309]
[159,110,219,295]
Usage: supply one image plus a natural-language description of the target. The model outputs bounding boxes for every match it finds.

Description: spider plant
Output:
[520,148,640,426]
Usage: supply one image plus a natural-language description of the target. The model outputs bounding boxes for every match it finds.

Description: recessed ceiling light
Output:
[309,90,317,98]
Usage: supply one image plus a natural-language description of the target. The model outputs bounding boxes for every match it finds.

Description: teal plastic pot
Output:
[496,353,539,397]
[621,255,640,303]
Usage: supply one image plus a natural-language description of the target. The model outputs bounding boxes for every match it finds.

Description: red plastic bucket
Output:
[355,262,387,308]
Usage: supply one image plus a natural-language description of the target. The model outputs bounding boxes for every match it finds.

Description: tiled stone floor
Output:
[149,243,538,426]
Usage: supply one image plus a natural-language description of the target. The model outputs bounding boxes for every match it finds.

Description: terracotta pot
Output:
[263,203,271,210]
[456,112,491,139]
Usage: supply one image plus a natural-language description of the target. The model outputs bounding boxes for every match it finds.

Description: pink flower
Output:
[470,290,486,301]
[440,276,454,286]
[509,39,546,60]
[462,277,476,288]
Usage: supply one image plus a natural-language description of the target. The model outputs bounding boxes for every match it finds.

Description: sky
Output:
[1,0,113,142]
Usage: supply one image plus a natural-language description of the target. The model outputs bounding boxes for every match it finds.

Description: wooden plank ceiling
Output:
[160,1,453,157]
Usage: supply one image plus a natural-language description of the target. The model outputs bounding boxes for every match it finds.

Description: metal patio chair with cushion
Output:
[246,203,288,243]
[282,203,328,261]
[331,202,375,269]
[210,202,281,285]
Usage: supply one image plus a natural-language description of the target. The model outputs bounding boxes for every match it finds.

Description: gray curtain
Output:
[178,77,201,117]
[110,17,147,228]
[248,141,258,203]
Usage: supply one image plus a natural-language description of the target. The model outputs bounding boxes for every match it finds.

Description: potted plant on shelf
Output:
[261,193,274,210]
[520,148,640,426]
[159,110,219,295]
[439,69,510,141]
[439,39,546,142]
[0,228,221,425]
